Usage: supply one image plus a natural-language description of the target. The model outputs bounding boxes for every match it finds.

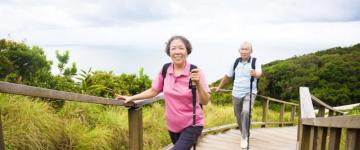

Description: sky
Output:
[1,0,360,83]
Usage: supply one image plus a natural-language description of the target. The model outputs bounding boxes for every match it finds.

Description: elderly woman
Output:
[117,35,210,150]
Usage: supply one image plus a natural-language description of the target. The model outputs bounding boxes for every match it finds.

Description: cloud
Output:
[1,0,360,82]
[2,0,360,32]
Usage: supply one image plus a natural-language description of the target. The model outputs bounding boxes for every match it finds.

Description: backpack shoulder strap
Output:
[162,63,171,79]
[232,57,242,82]
[190,64,198,71]
[251,57,257,69]
[233,57,242,72]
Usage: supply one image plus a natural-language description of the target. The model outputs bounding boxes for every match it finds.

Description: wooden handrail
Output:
[302,115,360,128]
[0,81,125,106]
[0,81,164,108]
[311,95,344,115]
[257,95,299,106]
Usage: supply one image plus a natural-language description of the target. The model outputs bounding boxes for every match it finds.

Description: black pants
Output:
[168,126,203,150]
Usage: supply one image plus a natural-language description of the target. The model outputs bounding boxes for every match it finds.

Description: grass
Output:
[1,94,299,150]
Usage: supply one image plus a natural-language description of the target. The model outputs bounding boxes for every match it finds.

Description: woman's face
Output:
[169,39,188,65]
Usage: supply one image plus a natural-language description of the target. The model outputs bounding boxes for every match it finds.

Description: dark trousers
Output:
[168,126,203,150]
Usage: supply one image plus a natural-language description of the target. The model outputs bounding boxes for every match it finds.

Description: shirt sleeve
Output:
[255,59,262,75]
[151,69,164,92]
[226,61,235,77]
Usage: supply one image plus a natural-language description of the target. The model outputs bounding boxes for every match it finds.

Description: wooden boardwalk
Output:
[196,126,297,150]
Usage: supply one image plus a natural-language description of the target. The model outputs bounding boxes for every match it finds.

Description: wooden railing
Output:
[298,87,360,150]
[257,94,298,127]
[0,81,163,150]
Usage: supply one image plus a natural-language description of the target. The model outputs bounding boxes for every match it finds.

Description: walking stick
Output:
[247,76,254,150]
[190,71,198,150]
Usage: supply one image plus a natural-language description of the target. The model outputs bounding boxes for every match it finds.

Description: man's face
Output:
[239,45,252,60]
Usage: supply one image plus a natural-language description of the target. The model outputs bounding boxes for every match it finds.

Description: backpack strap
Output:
[250,57,259,89]
[251,57,257,70]
[162,63,171,79]
[161,63,171,88]
[232,57,242,82]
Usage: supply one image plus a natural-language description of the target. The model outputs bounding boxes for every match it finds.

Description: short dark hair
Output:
[165,35,192,56]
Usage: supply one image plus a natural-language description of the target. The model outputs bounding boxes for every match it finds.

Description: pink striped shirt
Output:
[152,63,210,132]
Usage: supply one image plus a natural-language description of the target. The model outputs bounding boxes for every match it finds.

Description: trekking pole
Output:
[247,76,254,150]
[190,76,197,150]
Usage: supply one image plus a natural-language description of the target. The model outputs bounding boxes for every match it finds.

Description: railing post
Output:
[327,109,341,150]
[346,129,360,150]
[314,127,327,150]
[317,106,325,117]
[128,107,143,150]
[279,103,285,127]
[328,127,341,150]
[300,125,314,150]
[312,106,327,150]
[328,110,334,117]
[262,98,269,128]
[290,106,296,126]
[0,110,4,150]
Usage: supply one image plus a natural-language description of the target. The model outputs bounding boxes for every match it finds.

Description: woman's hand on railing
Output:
[116,95,133,103]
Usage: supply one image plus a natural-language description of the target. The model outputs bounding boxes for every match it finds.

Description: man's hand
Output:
[210,87,221,93]
[250,69,257,77]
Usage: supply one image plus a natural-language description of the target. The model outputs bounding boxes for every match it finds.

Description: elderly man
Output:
[215,41,262,149]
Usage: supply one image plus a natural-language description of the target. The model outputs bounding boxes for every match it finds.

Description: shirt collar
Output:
[241,56,251,63]
[168,62,191,76]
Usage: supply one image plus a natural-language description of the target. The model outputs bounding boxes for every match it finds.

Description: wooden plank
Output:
[279,103,285,127]
[346,129,360,150]
[128,107,143,150]
[0,110,4,150]
[201,123,238,136]
[309,126,315,150]
[314,127,326,150]
[313,127,327,150]
[195,127,298,150]
[300,125,311,150]
[262,98,269,128]
[302,115,360,128]
[299,87,316,119]
[0,81,125,106]
[205,134,241,144]
[328,128,341,150]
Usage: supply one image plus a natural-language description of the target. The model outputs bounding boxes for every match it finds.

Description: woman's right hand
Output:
[116,95,133,103]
